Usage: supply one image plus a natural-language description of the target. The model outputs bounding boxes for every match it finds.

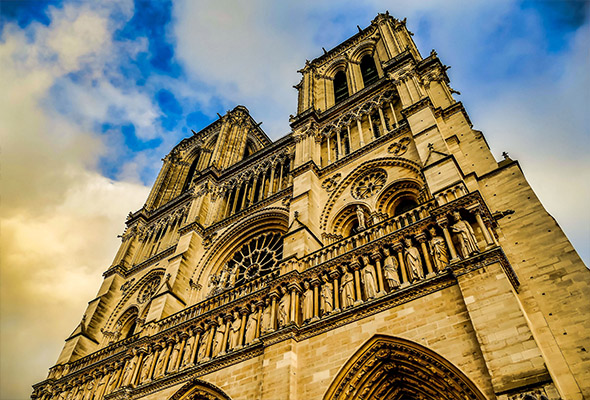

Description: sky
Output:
[0,0,588,398]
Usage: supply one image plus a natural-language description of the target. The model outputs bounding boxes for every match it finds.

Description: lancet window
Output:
[334,70,349,104]
[360,54,379,87]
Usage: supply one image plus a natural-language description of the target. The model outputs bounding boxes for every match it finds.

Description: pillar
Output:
[393,243,408,286]
[356,118,365,147]
[416,233,434,276]
[438,219,459,261]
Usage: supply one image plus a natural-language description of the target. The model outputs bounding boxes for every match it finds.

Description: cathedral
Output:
[32,13,589,400]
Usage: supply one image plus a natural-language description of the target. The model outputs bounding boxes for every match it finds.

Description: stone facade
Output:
[32,13,589,400]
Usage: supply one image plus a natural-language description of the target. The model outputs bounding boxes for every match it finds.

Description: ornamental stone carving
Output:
[351,169,387,199]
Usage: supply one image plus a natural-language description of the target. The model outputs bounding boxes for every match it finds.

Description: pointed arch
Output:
[324,335,487,400]
[168,378,232,400]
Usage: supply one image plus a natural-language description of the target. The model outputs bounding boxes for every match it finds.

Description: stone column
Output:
[277,162,284,190]
[240,182,249,210]
[255,300,264,337]
[204,322,215,360]
[174,334,188,371]
[346,125,352,152]
[356,118,365,147]
[350,261,363,305]
[311,278,321,319]
[367,113,376,140]
[230,186,240,215]
[393,243,408,286]
[190,328,202,365]
[269,165,276,195]
[378,107,388,134]
[371,251,386,296]
[438,218,459,261]
[221,317,231,354]
[330,269,341,312]
[270,292,279,331]
[336,130,343,159]
[238,308,248,348]
[147,343,161,381]
[473,208,495,247]
[250,175,258,203]
[416,233,434,276]
[289,283,301,325]
[130,351,144,386]
[389,102,398,126]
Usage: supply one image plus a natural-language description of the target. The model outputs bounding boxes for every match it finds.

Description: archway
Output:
[324,335,487,400]
[168,379,232,400]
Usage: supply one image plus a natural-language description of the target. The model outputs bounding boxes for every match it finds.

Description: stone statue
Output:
[261,298,272,333]
[382,248,400,290]
[212,320,226,357]
[218,264,231,288]
[197,328,210,361]
[320,275,333,314]
[340,270,355,308]
[429,227,448,271]
[278,286,290,327]
[121,354,137,386]
[167,339,181,372]
[82,380,95,400]
[153,346,167,378]
[105,366,120,394]
[356,206,366,230]
[302,281,314,322]
[404,238,424,281]
[181,334,195,367]
[229,311,242,350]
[244,304,258,344]
[139,349,154,383]
[361,257,378,299]
[451,211,479,258]
[207,274,219,297]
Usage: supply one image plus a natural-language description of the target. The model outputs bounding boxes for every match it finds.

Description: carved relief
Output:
[387,136,411,155]
[322,173,341,192]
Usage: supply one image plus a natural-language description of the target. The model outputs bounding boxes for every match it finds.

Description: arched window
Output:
[334,71,349,104]
[394,198,418,216]
[360,55,379,87]
[182,153,201,192]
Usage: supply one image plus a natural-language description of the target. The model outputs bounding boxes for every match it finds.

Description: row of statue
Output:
[43,212,485,400]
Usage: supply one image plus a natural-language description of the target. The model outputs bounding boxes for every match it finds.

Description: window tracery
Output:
[351,169,387,200]
[207,232,283,297]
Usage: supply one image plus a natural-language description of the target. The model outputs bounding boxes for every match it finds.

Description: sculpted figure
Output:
[82,379,95,400]
[212,319,226,357]
[261,298,272,333]
[278,286,290,327]
[340,270,355,308]
[356,206,366,230]
[181,334,195,367]
[153,344,167,378]
[244,304,258,344]
[105,366,120,394]
[451,211,480,258]
[92,372,108,400]
[361,257,378,299]
[429,227,449,271]
[207,274,219,297]
[302,281,314,322]
[229,311,242,350]
[139,349,154,383]
[218,264,230,288]
[121,354,137,386]
[167,339,181,372]
[382,248,400,290]
[197,328,211,361]
[404,238,424,281]
[320,275,333,314]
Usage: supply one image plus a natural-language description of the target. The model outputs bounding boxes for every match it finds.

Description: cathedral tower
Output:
[33,13,588,400]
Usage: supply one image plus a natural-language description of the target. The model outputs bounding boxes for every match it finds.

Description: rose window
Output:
[137,276,161,304]
[351,169,387,199]
[226,232,283,287]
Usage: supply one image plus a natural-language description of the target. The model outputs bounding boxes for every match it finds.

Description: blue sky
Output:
[1,1,588,398]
